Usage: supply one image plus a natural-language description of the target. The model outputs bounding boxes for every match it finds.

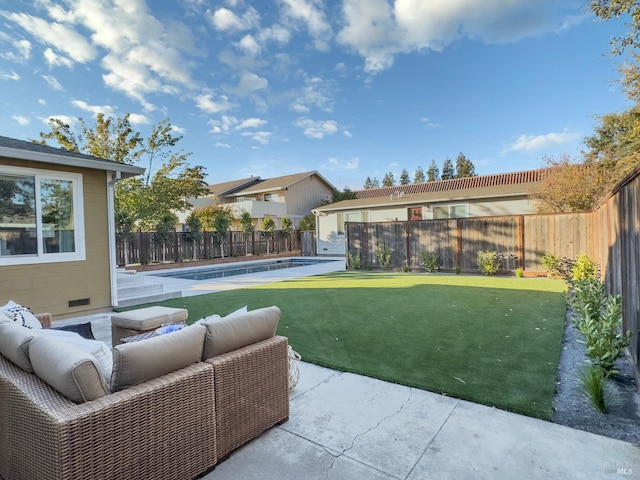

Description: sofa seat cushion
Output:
[111,324,206,392]
[28,335,110,403]
[202,306,281,359]
[0,322,38,372]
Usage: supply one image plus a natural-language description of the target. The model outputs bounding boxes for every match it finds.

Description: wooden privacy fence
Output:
[115,230,313,266]
[345,212,593,273]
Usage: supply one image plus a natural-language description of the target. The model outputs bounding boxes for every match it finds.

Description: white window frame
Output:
[0,165,85,266]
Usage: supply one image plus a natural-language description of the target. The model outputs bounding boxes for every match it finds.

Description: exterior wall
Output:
[0,157,112,318]
[283,175,333,217]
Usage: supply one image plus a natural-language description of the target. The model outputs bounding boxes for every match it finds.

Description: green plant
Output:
[373,245,393,269]
[348,248,362,270]
[570,254,599,283]
[477,250,500,275]
[581,365,608,413]
[421,251,440,272]
[515,267,524,278]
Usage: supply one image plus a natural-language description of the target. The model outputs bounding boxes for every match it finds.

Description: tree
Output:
[414,166,426,183]
[590,0,640,55]
[382,172,395,187]
[455,152,476,178]
[153,212,177,263]
[36,114,208,231]
[281,217,293,251]
[441,158,455,180]
[196,204,234,258]
[239,211,255,256]
[183,212,203,261]
[426,160,440,182]
[261,217,276,254]
[399,169,410,185]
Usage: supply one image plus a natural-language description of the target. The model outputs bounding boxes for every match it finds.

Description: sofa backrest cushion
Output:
[111,323,206,392]
[0,321,37,373]
[202,306,280,359]
[29,335,110,403]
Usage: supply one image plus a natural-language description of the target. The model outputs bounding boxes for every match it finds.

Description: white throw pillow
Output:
[0,301,43,329]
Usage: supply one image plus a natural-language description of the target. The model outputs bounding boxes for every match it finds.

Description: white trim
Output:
[0,165,86,266]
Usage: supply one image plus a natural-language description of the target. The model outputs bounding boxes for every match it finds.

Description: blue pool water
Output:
[149,258,334,281]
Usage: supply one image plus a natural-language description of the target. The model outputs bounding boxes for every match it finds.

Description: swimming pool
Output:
[149,258,335,281]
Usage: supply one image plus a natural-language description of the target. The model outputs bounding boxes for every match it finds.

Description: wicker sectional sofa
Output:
[0,307,289,480]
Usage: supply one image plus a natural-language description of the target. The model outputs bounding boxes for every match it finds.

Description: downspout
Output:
[107,170,121,307]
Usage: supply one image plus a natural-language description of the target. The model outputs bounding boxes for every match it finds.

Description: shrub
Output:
[348,248,362,270]
[421,251,440,272]
[477,250,500,275]
[571,254,599,283]
[373,245,393,269]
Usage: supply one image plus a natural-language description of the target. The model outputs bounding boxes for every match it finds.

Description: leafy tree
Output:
[261,217,276,254]
[153,212,177,263]
[590,0,640,55]
[455,152,476,178]
[183,212,203,260]
[332,187,357,202]
[399,168,410,185]
[382,171,395,187]
[239,211,255,255]
[414,165,426,183]
[426,160,440,182]
[36,114,208,231]
[196,204,234,258]
[281,217,293,251]
[441,158,455,180]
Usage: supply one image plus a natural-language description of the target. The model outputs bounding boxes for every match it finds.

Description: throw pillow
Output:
[111,324,206,392]
[29,335,110,403]
[202,305,280,359]
[0,301,43,329]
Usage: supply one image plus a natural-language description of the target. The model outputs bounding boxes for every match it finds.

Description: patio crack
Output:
[323,388,413,478]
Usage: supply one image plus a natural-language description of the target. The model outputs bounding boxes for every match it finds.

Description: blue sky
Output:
[0,0,631,191]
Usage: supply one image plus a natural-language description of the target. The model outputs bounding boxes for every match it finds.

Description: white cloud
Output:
[502,131,582,154]
[323,157,359,170]
[0,71,20,81]
[337,0,578,74]
[210,6,260,32]
[215,142,232,148]
[236,117,267,129]
[43,47,73,68]
[195,93,233,114]
[71,100,115,116]
[294,117,338,139]
[278,0,332,51]
[42,74,63,90]
[12,115,30,126]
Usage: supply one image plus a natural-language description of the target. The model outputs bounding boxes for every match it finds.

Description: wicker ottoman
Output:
[111,306,188,346]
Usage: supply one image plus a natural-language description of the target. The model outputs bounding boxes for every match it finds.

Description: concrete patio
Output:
[62,257,639,479]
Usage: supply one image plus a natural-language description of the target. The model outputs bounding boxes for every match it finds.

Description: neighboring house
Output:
[179,171,335,230]
[0,136,144,318]
[312,169,549,255]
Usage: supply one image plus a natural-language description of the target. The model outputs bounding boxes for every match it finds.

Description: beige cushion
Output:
[111,324,206,392]
[0,322,37,372]
[203,306,280,359]
[29,335,110,404]
[111,306,188,330]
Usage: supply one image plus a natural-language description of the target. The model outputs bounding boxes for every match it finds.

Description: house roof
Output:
[206,177,263,196]
[314,168,548,212]
[0,135,145,178]
[227,170,335,196]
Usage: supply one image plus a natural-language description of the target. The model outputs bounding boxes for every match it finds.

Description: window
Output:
[0,166,85,265]
[408,207,422,221]
[432,204,468,219]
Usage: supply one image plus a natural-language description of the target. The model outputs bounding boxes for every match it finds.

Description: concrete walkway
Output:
[63,257,640,479]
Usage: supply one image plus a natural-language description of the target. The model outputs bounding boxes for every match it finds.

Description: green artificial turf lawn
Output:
[130,272,568,420]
